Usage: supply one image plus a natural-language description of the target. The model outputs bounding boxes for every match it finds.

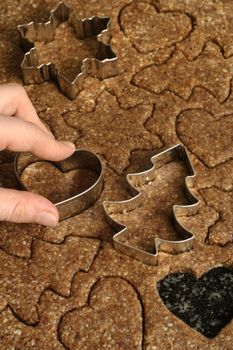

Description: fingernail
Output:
[60,141,76,150]
[36,211,58,227]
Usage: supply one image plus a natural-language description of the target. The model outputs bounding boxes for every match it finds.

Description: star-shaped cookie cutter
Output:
[17,1,117,100]
[103,144,200,265]
[15,149,103,221]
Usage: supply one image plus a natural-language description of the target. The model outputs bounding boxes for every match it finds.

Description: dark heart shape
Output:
[157,266,233,338]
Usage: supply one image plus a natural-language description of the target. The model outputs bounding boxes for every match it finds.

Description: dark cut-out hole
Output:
[157,266,233,338]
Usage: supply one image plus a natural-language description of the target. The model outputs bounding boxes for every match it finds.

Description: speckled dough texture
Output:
[0,0,233,349]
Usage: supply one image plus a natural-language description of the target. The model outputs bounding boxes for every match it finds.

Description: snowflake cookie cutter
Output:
[17,1,117,100]
[103,144,200,266]
[15,150,103,221]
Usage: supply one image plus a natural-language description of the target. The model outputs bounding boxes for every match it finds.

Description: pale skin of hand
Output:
[0,83,76,227]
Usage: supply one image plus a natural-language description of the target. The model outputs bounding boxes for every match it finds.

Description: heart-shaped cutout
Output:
[58,277,143,349]
[176,110,233,167]
[120,2,192,53]
[20,162,97,203]
[14,150,103,220]
[157,266,233,338]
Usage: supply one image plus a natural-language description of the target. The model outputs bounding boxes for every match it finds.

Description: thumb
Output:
[0,188,59,226]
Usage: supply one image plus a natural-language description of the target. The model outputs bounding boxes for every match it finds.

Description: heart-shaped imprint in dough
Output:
[120,2,192,53]
[176,109,233,167]
[59,277,143,349]
[157,266,233,338]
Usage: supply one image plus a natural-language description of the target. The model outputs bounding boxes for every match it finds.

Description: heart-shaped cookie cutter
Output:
[14,150,103,220]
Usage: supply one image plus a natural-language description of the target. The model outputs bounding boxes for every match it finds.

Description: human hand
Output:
[0,83,75,227]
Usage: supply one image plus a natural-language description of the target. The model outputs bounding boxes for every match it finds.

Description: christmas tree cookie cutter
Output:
[17,1,117,100]
[103,144,200,266]
[15,150,103,221]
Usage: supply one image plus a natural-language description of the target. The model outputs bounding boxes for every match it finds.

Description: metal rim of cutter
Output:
[103,144,200,266]
[17,1,118,100]
[14,149,104,221]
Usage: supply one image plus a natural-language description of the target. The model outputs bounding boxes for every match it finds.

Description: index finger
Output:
[0,83,51,135]
[0,116,75,161]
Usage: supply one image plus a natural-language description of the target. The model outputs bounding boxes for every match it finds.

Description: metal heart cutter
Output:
[18,1,118,99]
[14,150,103,221]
